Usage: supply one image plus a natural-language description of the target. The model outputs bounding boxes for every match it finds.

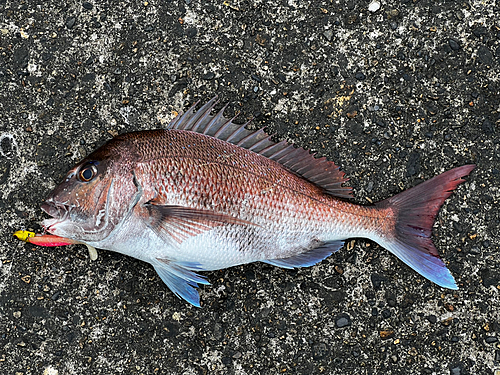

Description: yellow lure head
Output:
[13,230,36,242]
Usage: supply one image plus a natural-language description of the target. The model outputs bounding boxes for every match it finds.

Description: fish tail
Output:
[374,165,475,289]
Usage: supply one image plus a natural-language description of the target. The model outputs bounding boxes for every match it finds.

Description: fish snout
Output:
[41,199,73,221]
[41,201,61,218]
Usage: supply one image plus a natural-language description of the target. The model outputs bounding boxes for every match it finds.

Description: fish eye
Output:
[77,163,98,182]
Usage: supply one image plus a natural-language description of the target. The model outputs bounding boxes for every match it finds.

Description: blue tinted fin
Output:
[175,260,208,271]
[375,164,475,289]
[381,239,458,289]
[153,259,210,307]
[262,240,344,269]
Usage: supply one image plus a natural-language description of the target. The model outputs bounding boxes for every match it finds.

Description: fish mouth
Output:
[41,200,71,232]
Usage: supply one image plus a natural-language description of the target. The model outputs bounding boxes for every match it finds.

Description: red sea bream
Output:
[39,97,475,307]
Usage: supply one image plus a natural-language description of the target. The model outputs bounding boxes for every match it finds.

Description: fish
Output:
[39,97,475,307]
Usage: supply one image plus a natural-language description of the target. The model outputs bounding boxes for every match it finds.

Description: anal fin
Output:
[262,240,344,269]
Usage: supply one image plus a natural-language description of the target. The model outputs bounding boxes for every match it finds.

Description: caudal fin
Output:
[375,165,475,289]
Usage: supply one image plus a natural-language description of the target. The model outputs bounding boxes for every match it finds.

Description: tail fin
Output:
[375,165,475,289]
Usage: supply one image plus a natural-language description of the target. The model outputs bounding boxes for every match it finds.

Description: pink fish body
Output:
[41,98,475,306]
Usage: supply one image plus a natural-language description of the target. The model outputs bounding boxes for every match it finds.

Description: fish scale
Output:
[37,97,475,307]
[135,133,359,242]
[134,130,349,222]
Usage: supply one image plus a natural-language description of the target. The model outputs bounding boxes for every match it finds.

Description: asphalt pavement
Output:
[0,0,499,374]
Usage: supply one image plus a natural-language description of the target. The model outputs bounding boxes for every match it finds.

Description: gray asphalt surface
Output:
[1,0,499,374]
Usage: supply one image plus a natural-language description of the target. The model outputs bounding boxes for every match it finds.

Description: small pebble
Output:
[336,314,351,328]
[368,0,381,13]
[251,74,262,83]
[426,315,437,324]
[323,29,333,41]
[472,26,487,37]
[51,291,61,301]
[406,151,421,177]
[380,330,394,339]
[312,342,328,359]
[448,38,460,51]
[366,181,374,193]
[453,221,463,233]
[82,2,93,10]
[355,71,366,80]
[13,311,21,318]
[371,273,386,289]
[202,72,215,80]
[66,17,76,29]
[478,45,494,65]
[186,27,196,38]
[470,247,480,255]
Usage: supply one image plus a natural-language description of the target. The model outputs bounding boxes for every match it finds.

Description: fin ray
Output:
[262,240,344,269]
[153,260,209,307]
[166,97,352,198]
[144,204,256,245]
[375,165,475,289]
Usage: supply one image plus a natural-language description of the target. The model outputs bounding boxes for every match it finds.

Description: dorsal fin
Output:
[167,97,352,198]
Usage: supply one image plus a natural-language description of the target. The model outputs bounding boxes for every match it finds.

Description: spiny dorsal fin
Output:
[167,97,352,198]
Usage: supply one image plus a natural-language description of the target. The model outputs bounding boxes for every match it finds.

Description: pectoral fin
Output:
[153,259,210,307]
[144,203,256,245]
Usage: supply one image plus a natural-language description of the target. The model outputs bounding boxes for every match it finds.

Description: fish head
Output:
[41,137,140,243]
